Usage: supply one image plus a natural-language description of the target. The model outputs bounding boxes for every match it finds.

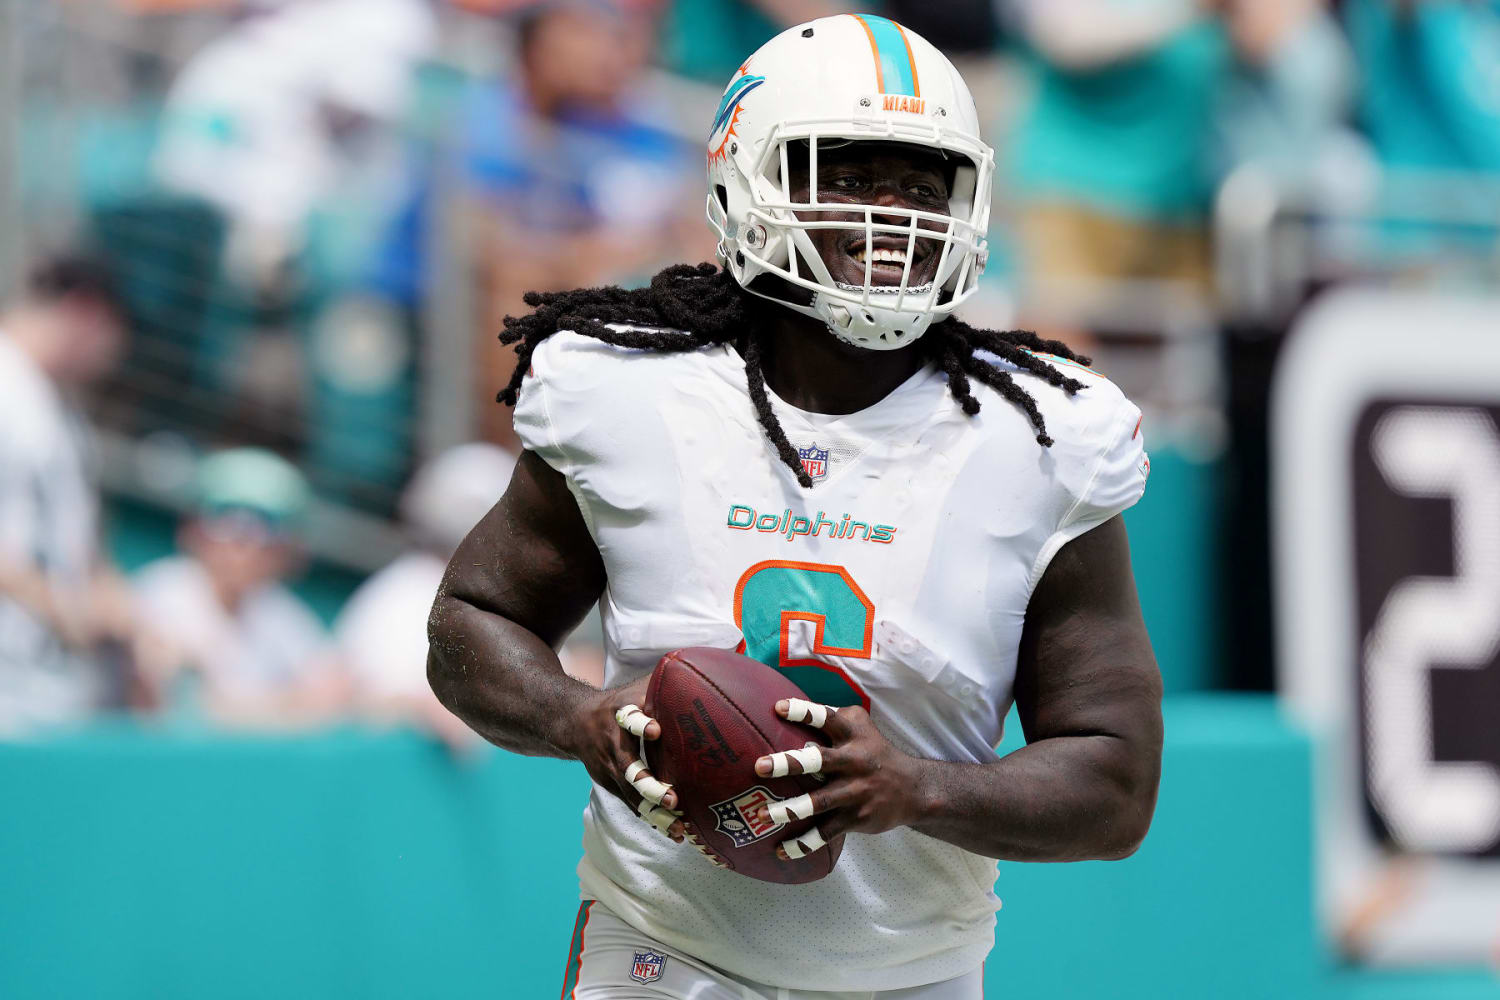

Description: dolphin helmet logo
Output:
[709,67,764,162]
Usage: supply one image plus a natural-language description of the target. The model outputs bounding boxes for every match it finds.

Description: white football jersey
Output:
[514,330,1148,992]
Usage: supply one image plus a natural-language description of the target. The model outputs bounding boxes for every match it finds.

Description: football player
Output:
[429,15,1162,998]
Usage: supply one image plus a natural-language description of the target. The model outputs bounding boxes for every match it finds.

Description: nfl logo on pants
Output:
[630,949,667,984]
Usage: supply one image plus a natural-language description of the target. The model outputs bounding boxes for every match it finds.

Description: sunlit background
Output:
[1,0,1498,997]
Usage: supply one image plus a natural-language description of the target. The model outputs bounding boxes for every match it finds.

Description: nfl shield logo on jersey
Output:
[630,949,667,984]
[798,443,829,482]
[710,785,784,847]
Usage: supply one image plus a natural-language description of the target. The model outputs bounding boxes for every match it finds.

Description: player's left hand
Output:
[752,698,923,861]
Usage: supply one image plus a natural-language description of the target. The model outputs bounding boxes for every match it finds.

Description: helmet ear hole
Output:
[714,185,728,213]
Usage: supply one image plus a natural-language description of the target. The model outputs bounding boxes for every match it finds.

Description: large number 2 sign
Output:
[732,560,873,710]
[1366,407,1500,853]
[1274,293,1500,958]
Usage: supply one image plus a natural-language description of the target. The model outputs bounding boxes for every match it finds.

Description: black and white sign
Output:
[1274,290,1500,964]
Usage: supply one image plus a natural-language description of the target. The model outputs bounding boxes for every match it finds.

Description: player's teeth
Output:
[854,248,905,264]
[853,249,909,264]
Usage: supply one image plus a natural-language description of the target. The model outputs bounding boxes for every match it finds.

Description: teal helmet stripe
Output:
[852,14,919,98]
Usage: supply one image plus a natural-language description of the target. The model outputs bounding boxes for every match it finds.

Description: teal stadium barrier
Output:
[1122,449,1222,693]
[1,697,1492,999]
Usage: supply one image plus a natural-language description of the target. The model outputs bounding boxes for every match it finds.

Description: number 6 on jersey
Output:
[732,560,873,710]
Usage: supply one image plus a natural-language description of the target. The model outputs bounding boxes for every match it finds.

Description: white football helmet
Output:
[706,14,994,351]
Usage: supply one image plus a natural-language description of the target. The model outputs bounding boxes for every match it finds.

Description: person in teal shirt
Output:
[1346,0,1500,171]
[1004,1,1230,300]
[659,0,863,84]
[1011,9,1230,224]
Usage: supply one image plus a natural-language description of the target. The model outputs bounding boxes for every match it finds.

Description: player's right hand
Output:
[572,679,727,867]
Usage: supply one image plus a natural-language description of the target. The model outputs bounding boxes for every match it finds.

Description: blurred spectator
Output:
[1212,0,1355,188]
[335,442,602,752]
[658,0,855,83]
[1202,0,1359,222]
[1006,0,1228,303]
[371,0,707,446]
[0,256,145,735]
[889,0,1000,54]
[132,448,346,727]
[1346,0,1500,173]
[892,1,1012,139]
[154,0,436,290]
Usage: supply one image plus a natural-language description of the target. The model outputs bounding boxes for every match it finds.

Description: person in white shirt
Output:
[153,0,435,287]
[0,256,142,736]
[133,448,344,727]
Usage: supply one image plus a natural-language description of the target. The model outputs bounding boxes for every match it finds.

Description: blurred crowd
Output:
[0,249,580,745]
[4,0,1500,742]
[0,249,598,745]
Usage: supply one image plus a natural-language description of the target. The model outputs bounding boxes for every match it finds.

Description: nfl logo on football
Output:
[630,949,667,984]
[798,443,829,483]
[710,785,783,847]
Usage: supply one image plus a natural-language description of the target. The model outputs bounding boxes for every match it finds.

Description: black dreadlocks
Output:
[498,263,1090,489]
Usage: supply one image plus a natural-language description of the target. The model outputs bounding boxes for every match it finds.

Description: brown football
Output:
[644,646,844,884]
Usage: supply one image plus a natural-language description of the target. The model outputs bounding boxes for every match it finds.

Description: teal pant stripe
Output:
[559,901,592,1000]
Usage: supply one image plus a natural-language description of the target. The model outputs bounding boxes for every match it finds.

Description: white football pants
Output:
[561,900,985,999]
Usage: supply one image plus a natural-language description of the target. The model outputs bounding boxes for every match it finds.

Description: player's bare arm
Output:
[755,515,1163,863]
[427,449,603,757]
[427,451,696,845]
[918,513,1163,860]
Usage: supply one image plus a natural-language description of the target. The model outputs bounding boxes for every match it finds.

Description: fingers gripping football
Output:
[759,700,840,857]
[759,700,916,860]
[624,758,673,807]
[635,795,677,832]
[613,704,680,835]
[757,699,840,778]
[615,704,655,739]
[771,790,829,860]
[763,742,824,778]
[782,827,828,860]
[766,792,816,827]
[615,705,673,807]
[615,701,728,867]
[784,698,836,729]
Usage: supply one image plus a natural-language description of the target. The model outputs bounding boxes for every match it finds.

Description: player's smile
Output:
[839,230,938,289]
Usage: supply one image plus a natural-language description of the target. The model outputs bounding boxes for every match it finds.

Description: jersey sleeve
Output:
[511,335,577,478]
[1028,377,1150,592]
[512,332,664,539]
